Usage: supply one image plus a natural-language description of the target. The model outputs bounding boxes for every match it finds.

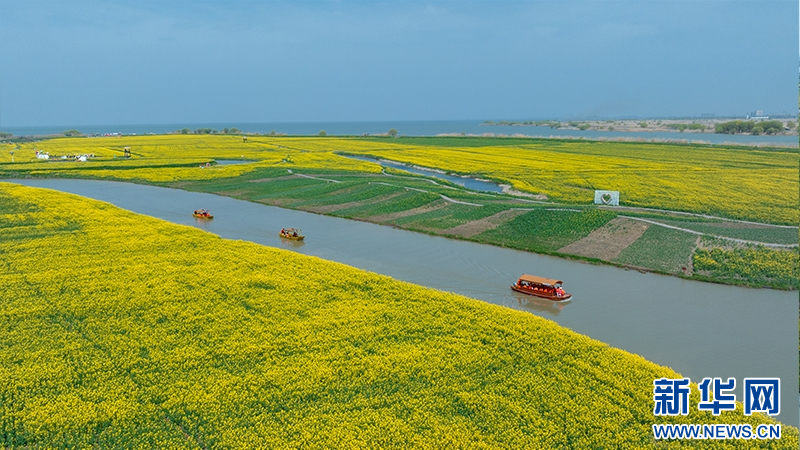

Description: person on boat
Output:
[281,228,285,235]
[555,287,565,297]
[293,231,298,237]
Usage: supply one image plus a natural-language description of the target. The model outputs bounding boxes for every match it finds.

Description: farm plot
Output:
[3,134,796,289]
[322,137,799,225]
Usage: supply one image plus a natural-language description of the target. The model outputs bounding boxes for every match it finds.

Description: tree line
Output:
[714,120,786,135]
[177,127,241,135]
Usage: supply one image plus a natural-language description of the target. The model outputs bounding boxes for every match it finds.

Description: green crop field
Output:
[645,219,799,246]
[693,245,799,289]
[1,134,796,289]
[477,209,618,252]
[614,226,699,273]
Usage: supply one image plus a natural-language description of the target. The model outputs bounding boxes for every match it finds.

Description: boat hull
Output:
[193,213,213,219]
[279,233,305,240]
[510,284,571,301]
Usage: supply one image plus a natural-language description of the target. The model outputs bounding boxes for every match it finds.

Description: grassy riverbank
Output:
[1,135,796,289]
[1,182,795,448]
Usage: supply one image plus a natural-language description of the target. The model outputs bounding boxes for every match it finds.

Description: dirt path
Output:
[369,199,449,223]
[600,205,797,229]
[301,191,406,214]
[443,209,529,238]
[557,217,649,260]
[369,182,484,207]
[293,173,340,183]
[621,216,799,249]
[247,175,299,183]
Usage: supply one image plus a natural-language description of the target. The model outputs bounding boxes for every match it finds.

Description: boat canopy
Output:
[517,274,562,286]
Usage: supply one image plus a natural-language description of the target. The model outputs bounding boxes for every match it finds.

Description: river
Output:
[6,178,798,426]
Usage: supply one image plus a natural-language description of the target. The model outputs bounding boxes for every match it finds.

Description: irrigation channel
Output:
[7,178,799,426]
[344,155,505,192]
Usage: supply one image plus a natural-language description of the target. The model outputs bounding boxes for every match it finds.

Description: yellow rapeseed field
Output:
[1,182,795,448]
[293,137,797,225]
[2,135,795,223]
[2,135,380,183]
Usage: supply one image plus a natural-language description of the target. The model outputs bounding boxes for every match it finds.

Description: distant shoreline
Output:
[2,119,797,148]
[431,132,798,149]
[481,118,798,136]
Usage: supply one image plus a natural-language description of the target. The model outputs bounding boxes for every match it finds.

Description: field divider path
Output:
[276,169,794,245]
[603,205,798,229]
[620,216,799,248]
[287,170,340,183]
[380,168,459,189]
[440,195,483,207]
[342,154,796,228]
[369,182,483,206]
[544,208,582,212]
[442,209,529,237]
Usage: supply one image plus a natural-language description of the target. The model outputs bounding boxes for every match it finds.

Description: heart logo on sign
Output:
[601,193,612,204]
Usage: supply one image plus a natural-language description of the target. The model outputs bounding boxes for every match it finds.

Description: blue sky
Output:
[0,0,796,127]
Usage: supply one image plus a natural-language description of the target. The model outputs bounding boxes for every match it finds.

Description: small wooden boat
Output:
[279,227,304,240]
[511,274,571,301]
[193,209,213,219]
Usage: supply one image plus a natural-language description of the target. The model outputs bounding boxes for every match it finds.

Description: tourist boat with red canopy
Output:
[193,209,213,219]
[511,274,571,301]
[279,227,305,241]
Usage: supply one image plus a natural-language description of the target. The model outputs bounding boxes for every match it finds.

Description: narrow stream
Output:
[6,178,798,426]
[343,155,505,192]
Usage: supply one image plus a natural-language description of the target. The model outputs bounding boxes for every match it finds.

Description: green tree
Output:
[181,128,190,134]
[761,120,783,134]
[667,123,688,132]
[319,130,327,136]
[388,128,398,137]
[62,129,82,136]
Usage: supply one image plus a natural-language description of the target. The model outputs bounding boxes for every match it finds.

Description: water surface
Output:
[5,120,797,146]
[344,155,504,192]
[214,159,256,165]
[6,178,797,425]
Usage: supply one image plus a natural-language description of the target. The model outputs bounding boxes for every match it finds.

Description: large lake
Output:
[6,178,798,426]
[5,120,798,146]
